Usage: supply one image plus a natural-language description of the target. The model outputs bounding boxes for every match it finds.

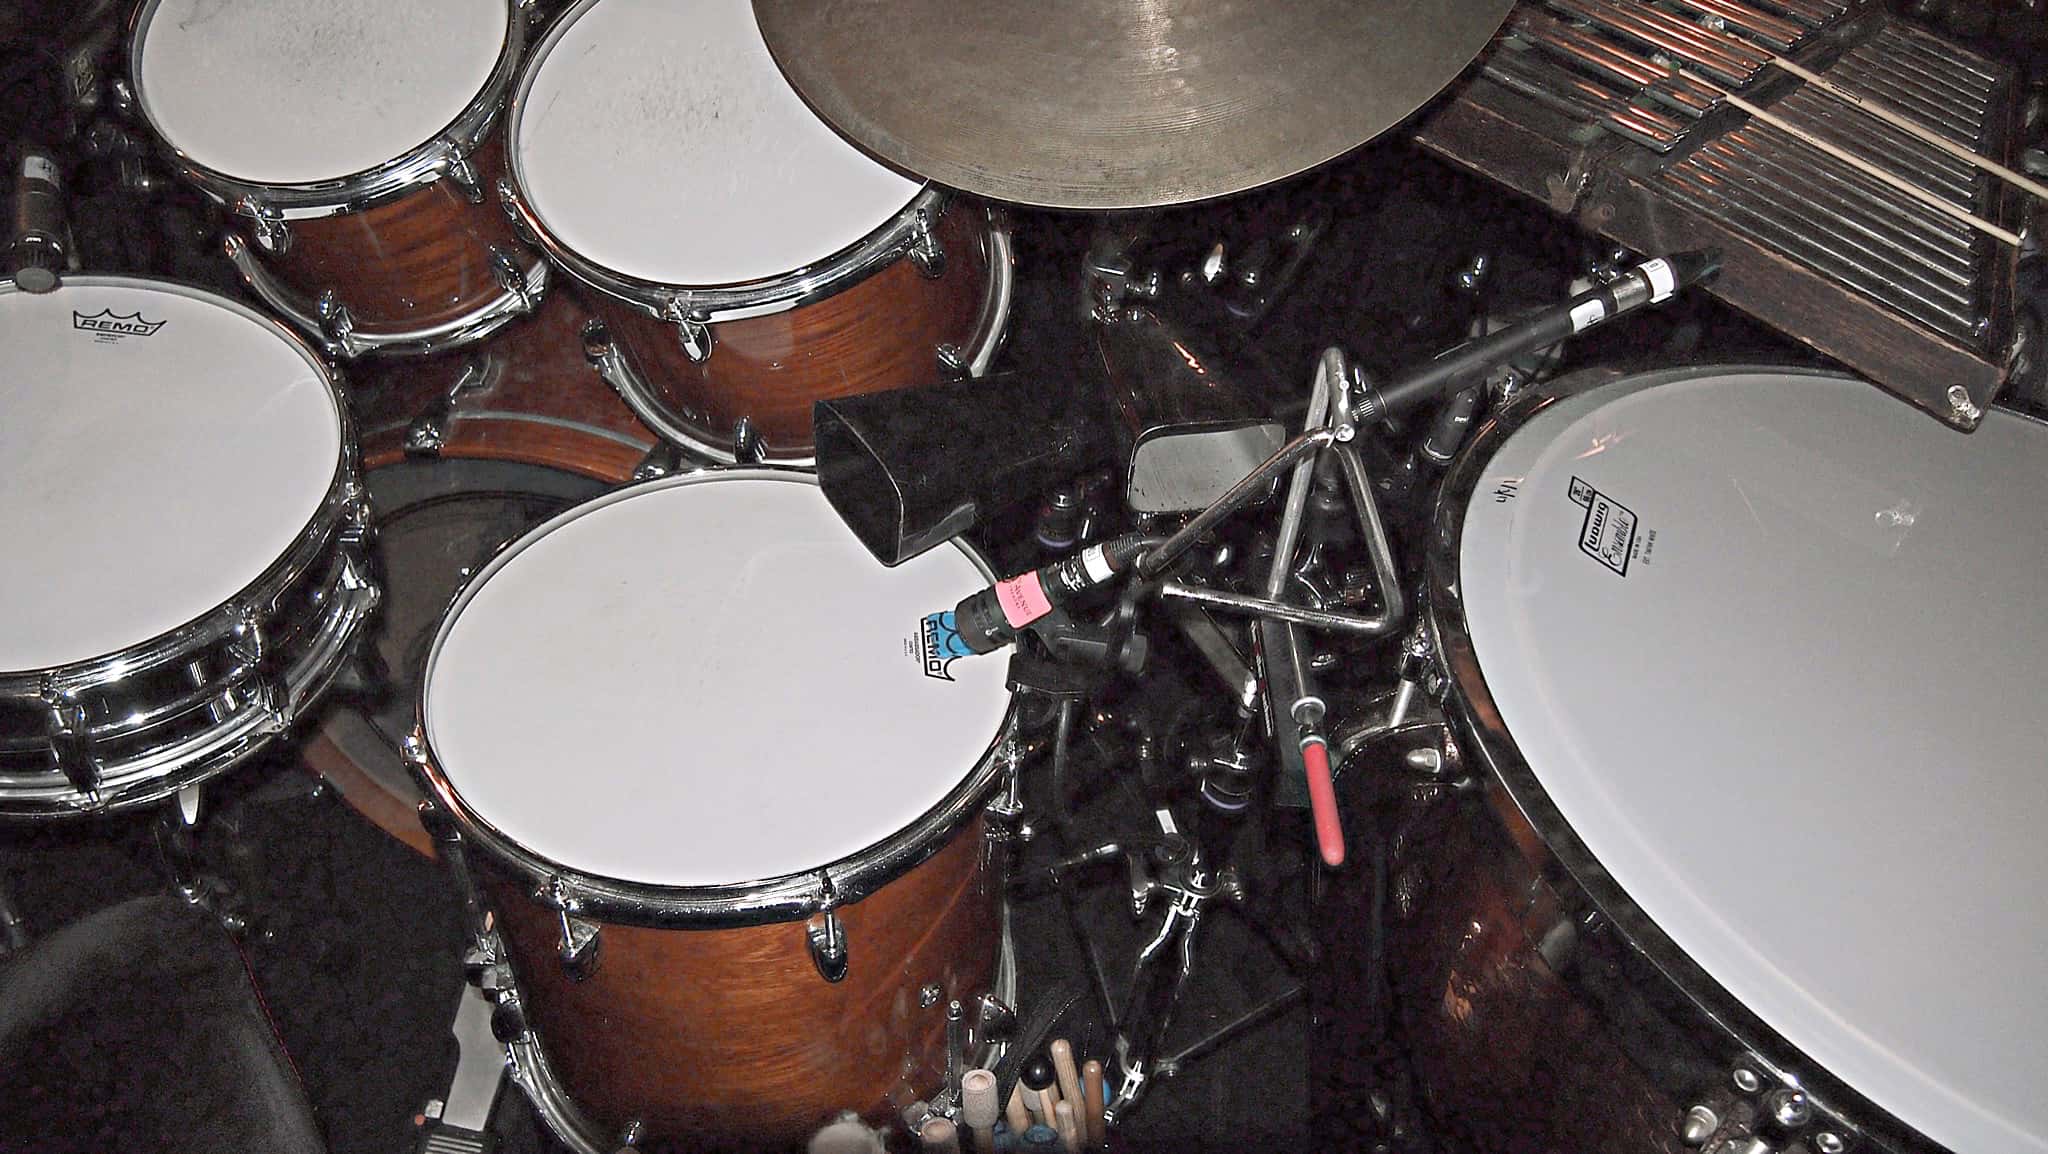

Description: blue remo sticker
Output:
[918,611,973,682]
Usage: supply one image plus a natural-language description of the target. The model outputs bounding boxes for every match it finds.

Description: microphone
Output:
[1350,250,1721,424]
[950,533,1157,655]
[8,143,66,293]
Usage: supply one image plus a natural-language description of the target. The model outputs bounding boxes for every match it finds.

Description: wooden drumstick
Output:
[1054,1100,1082,1153]
[1049,1040,1086,1127]
[1082,1060,1106,1149]
[960,1068,999,1154]
[919,1116,962,1154]
[1675,67,2021,247]
[1005,1082,1032,1137]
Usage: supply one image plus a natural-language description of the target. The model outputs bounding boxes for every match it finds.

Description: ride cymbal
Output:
[752,0,1513,209]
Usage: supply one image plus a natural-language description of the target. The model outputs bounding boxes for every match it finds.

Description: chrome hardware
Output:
[615,1120,645,1150]
[945,1000,967,1108]
[39,681,98,799]
[556,910,602,982]
[630,442,687,481]
[731,417,764,464]
[964,214,1016,376]
[919,982,944,1009]
[497,178,540,246]
[1680,1104,1719,1146]
[974,993,1017,1044]
[1814,1132,1847,1154]
[490,245,538,311]
[582,324,740,467]
[1946,383,1983,428]
[807,910,849,982]
[1727,1140,1774,1154]
[1732,1066,1764,1094]
[936,342,968,378]
[234,196,290,255]
[663,301,713,363]
[1766,1088,1812,1129]
[316,290,356,351]
[908,209,946,278]
[406,356,500,456]
[445,153,485,203]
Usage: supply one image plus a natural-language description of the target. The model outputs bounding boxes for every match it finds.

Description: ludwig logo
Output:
[73,309,167,339]
[917,611,973,682]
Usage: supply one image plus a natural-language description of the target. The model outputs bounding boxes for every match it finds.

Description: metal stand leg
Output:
[152,784,255,938]
[412,980,505,1153]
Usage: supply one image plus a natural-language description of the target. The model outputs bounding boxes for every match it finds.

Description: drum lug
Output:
[908,208,946,278]
[316,290,360,357]
[496,178,541,247]
[556,910,602,982]
[234,195,290,256]
[661,301,714,363]
[444,151,485,204]
[935,342,968,379]
[38,679,100,802]
[489,246,539,312]
[806,910,849,983]
[229,606,291,732]
[731,416,765,464]
[631,441,688,481]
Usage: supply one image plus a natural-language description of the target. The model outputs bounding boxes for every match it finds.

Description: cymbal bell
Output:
[752,0,1513,210]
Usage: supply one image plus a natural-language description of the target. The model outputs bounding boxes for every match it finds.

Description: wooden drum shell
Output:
[252,136,536,341]
[593,202,993,459]
[485,818,1001,1151]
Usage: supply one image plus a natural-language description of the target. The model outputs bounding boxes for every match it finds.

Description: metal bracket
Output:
[806,909,849,983]
[39,679,98,799]
[316,290,356,354]
[406,355,501,456]
[234,195,290,255]
[731,417,764,464]
[936,342,968,378]
[908,209,947,278]
[490,245,539,312]
[444,152,485,204]
[497,178,540,246]
[661,299,714,363]
[557,909,602,983]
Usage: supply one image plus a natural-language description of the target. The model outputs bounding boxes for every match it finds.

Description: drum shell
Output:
[228,133,537,348]
[348,285,652,476]
[590,201,993,459]
[484,816,1001,1149]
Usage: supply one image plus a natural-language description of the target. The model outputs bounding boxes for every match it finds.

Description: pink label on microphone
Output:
[995,572,1054,629]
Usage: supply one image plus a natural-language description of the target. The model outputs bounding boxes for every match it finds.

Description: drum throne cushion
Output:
[0,895,326,1154]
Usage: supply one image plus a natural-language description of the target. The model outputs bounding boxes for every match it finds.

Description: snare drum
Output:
[501,0,1015,463]
[128,0,546,358]
[410,471,1015,1149]
[1330,366,2048,1153]
[301,288,657,855]
[0,277,374,817]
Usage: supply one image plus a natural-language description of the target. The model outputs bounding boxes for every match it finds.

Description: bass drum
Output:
[1326,366,2048,1154]
[301,288,656,854]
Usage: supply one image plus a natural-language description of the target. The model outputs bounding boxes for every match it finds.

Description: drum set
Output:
[4,0,2046,1152]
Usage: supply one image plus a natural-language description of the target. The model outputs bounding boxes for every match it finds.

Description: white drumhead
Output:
[134,0,506,185]
[1458,370,2048,1153]
[423,472,1013,888]
[0,279,342,672]
[512,0,922,286]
